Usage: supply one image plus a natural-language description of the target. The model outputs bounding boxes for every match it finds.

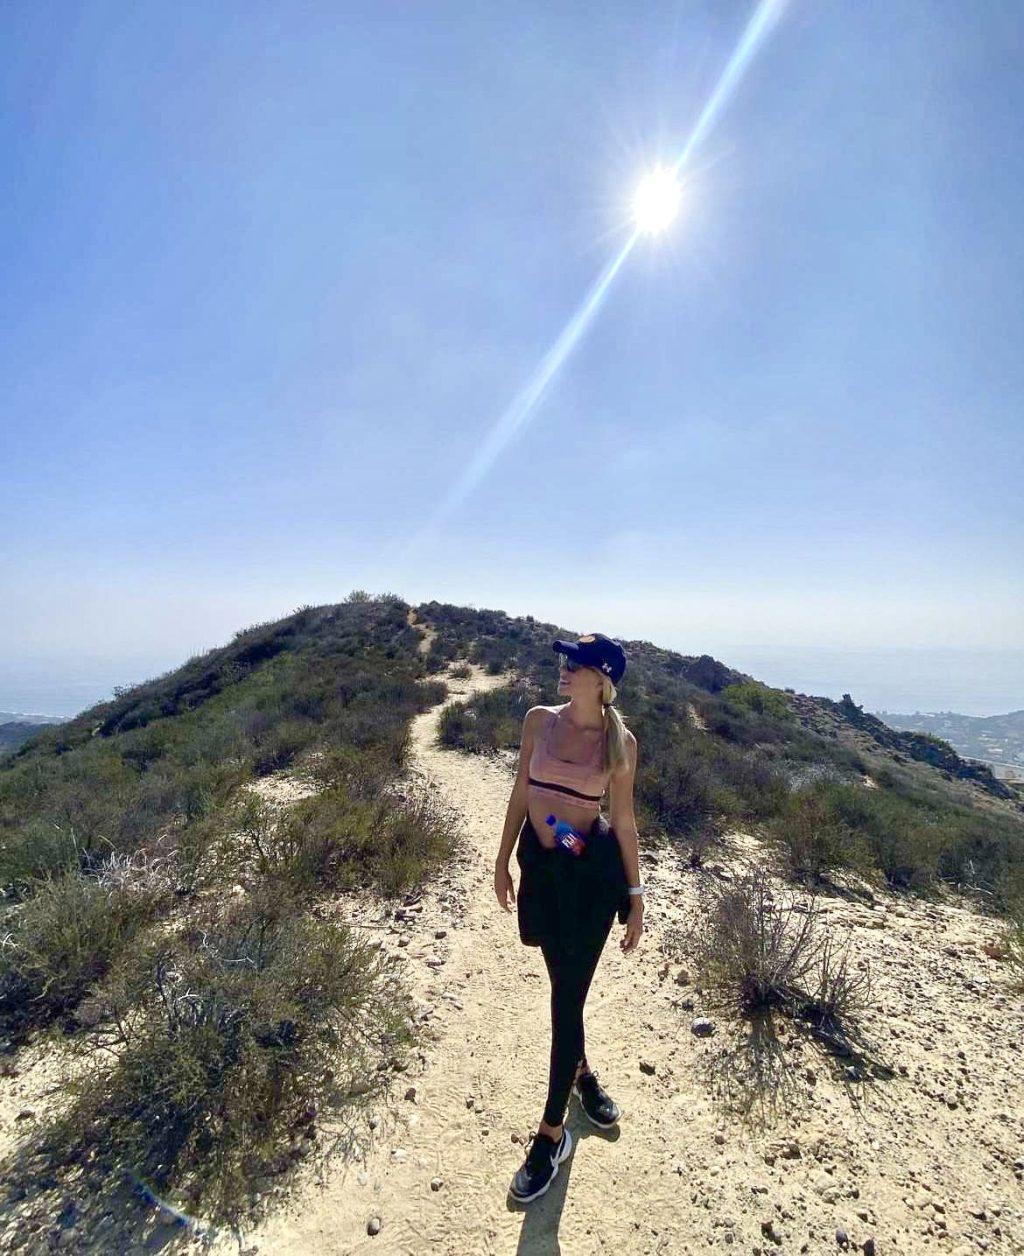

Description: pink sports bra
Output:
[528,708,611,812]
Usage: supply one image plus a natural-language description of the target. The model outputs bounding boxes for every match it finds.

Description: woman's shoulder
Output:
[522,704,558,732]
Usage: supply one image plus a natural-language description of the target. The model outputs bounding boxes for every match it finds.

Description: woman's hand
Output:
[494,861,516,912]
[620,899,644,953]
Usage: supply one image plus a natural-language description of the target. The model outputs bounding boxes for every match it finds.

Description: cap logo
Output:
[578,634,596,643]
[601,661,613,673]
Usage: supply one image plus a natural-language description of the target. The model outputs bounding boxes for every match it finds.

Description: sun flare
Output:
[632,167,682,234]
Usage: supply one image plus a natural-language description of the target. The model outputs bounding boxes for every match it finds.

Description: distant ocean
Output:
[2,647,1023,722]
[0,655,174,720]
[725,647,1024,718]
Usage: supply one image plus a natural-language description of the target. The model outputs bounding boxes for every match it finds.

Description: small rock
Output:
[367,1215,382,1235]
[404,1086,417,1102]
[760,1218,781,1245]
[430,1177,443,1191]
[639,1060,656,1075]
[691,1017,714,1037]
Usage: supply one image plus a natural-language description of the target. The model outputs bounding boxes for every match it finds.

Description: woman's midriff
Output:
[526,799,603,850]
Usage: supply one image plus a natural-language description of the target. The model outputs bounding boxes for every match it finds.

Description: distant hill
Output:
[0,712,63,757]
[0,721,56,756]
[874,708,1024,773]
[0,711,65,726]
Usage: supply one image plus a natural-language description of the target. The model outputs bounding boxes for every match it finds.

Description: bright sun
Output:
[632,167,682,234]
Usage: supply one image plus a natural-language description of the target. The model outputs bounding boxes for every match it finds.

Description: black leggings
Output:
[538,910,615,1128]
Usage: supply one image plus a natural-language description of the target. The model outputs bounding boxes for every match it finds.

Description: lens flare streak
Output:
[416,230,639,543]
[395,0,788,559]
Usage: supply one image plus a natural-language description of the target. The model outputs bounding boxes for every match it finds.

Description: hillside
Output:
[0,714,64,759]
[0,724,50,758]
[875,709,1024,775]
[0,596,1021,1252]
[420,601,1024,910]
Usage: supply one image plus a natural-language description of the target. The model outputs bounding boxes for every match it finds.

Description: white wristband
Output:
[628,885,645,896]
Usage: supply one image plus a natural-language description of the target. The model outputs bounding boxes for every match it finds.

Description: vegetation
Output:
[0,850,174,1035]
[685,859,874,1056]
[420,601,1024,916]
[45,882,417,1229]
[205,779,459,903]
[0,592,458,1238]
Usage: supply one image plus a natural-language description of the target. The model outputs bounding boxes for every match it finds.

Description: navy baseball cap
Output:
[552,632,627,685]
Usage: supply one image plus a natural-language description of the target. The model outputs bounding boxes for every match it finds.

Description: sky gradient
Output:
[2,1,1022,717]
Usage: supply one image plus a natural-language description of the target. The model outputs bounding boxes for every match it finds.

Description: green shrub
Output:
[436,688,527,755]
[824,785,945,892]
[0,852,174,1033]
[48,883,418,1227]
[308,744,402,801]
[210,780,460,902]
[766,786,873,885]
[721,681,793,722]
[1003,900,1024,991]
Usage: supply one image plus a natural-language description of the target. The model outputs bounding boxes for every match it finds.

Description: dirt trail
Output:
[221,663,1024,1255]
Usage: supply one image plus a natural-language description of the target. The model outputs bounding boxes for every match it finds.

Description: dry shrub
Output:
[688,859,872,1042]
[1004,901,1024,991]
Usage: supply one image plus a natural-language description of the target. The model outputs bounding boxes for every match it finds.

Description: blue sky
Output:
[2,1,1022,717]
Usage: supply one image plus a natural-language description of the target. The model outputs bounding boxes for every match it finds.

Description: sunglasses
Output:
[558,655,583,672]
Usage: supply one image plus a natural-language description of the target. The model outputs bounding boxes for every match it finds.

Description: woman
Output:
[493,632,645,1204]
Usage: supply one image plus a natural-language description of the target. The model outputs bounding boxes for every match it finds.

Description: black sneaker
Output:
[509,1127,573,1203]
[573,1069,620,1128]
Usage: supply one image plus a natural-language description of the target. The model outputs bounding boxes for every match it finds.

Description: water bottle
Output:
[545,814,587,857]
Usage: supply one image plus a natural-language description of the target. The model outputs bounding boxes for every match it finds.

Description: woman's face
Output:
[557,655,602,698]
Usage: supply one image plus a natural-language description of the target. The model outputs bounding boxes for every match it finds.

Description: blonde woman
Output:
[493,633,645,1203]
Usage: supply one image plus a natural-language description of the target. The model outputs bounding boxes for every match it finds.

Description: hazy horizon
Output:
[2,606,1021,720]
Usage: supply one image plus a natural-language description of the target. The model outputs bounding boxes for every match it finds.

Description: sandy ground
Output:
[218,661,1024,1256]
[2,655,1022,1254]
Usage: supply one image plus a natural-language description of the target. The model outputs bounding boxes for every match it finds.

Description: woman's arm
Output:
[607,731,642,893]
[495,707,540,870]
[608,731,645,952]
